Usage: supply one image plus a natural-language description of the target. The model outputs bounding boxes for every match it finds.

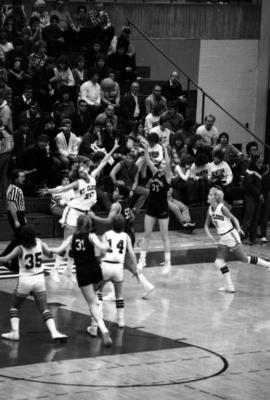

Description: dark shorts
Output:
[146,209,169,219]
[76,263,103,287]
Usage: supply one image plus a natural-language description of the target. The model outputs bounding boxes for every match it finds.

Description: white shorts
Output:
[16,273,46,296]
[60,206,86,229]
[101,261,124,283]
[218,228,241,249]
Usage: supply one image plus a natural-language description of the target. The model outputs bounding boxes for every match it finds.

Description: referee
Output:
[0,169,26,268]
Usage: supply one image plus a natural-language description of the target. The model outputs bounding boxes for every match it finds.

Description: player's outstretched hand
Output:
[38,187,50,197]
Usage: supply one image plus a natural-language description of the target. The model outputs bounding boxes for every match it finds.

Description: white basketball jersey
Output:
[209,203,233,235]
[103,230,128,265]
[68,176,97,211]
[19,239,44,276]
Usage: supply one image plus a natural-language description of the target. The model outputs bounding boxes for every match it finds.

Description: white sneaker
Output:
[102,331,112,347]
[142,284,155,299]
[1,331,20,341]
[52,331,68,343]
[87,325,98,337]
[137,258,146,272]
[260,237,268,243]
[218,286,235,293]
[161,262,171,275]
[103,292,116,302]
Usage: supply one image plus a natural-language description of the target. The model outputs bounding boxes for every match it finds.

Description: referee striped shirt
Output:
[6,184,25,212]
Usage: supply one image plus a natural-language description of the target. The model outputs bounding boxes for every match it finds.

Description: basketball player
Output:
[137,139,172,274]
[0,225,67,343]
[39,139,119,279]
[89,185,154,299]
[51,214,112,347]
[205,186,270,293]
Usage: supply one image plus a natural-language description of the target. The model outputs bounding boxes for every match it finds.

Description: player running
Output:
[205,186,270,293]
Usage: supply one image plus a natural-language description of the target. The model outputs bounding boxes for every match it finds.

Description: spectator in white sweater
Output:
[209,149,233,204]
[55,118,86,169]
[79,68,102,121]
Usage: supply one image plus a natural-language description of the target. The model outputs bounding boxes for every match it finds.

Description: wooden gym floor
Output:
[0,229,270,400]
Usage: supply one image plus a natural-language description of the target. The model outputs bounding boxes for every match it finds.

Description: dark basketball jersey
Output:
[118,199,132,232]
[146,173,170,217]
[71,232,96,266]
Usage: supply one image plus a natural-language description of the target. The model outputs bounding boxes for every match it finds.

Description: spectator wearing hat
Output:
[31,0,50,29]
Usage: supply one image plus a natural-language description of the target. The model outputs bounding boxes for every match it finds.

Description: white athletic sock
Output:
[139,250,147,262]
[10,308,19,332]
[220,265,234,288]
[43,310,58,336]
[248,256,270,267]
[165,252,171,264]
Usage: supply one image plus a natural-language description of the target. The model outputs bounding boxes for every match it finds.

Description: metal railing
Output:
[127,18,269,151]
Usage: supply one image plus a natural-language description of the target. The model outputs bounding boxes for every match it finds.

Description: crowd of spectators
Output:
[0,0,269,239]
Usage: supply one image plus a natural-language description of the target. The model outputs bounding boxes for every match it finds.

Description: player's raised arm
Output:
[91,138,119,179]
